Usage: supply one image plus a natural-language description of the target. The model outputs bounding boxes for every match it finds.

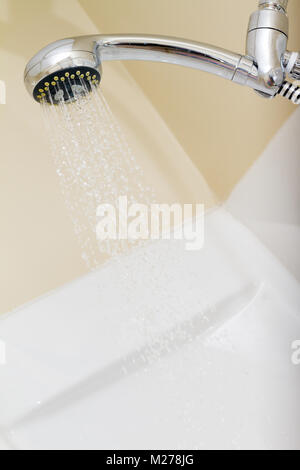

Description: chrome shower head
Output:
[24,2,300,107]
[25,34,277,106]
[24,38,101,104]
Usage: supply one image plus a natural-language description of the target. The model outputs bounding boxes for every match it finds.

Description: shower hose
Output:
[277,81,300,104]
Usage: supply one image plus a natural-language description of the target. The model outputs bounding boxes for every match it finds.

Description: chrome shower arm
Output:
[84,34,272,96]
[98,35,240,78]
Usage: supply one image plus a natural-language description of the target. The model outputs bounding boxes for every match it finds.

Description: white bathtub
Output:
[0,204,299,450]
[0,110,299,451]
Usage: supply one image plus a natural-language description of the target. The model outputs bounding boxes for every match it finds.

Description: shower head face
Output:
[33,67,101,105]
[24,38,102,105]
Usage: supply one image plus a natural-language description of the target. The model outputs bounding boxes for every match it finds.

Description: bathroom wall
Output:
[0,0,214,314]
[80,0,300,199]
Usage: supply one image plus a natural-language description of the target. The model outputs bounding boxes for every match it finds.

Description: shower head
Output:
[25,34,277,105]
[24,1,300,106]
[24,38,102,104]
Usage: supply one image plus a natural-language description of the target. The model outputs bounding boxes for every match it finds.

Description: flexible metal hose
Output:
[277,81,300,104]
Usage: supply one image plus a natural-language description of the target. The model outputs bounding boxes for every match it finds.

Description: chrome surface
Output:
[247,3,289,88]
[24,38,101,97]
[99,35,240,80]
[247,29,287,86]
[284,51,300,80]
[248,9,288,34]
[24,34,277,101]
[259,0,288,12]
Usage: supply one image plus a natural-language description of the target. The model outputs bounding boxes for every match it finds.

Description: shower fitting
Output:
[24,0,300,105]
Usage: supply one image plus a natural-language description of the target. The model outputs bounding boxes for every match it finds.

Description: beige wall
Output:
[80,0,300,198]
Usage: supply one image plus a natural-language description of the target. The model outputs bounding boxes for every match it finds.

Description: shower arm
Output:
[84,34,272,96]
[77,20,299,101]
[90,0,298,101]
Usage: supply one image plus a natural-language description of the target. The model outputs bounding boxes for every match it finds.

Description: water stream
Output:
[41,83,156,268]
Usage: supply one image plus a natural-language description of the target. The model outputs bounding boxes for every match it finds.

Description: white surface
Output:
[227,107,300,280]
[1,108,300,450]
[0,434,12,450]
[0,209,299,450]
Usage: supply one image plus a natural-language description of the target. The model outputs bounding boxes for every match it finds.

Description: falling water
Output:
[40,79,215,343]
[41,80,156,268]
[39,80,224,445]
